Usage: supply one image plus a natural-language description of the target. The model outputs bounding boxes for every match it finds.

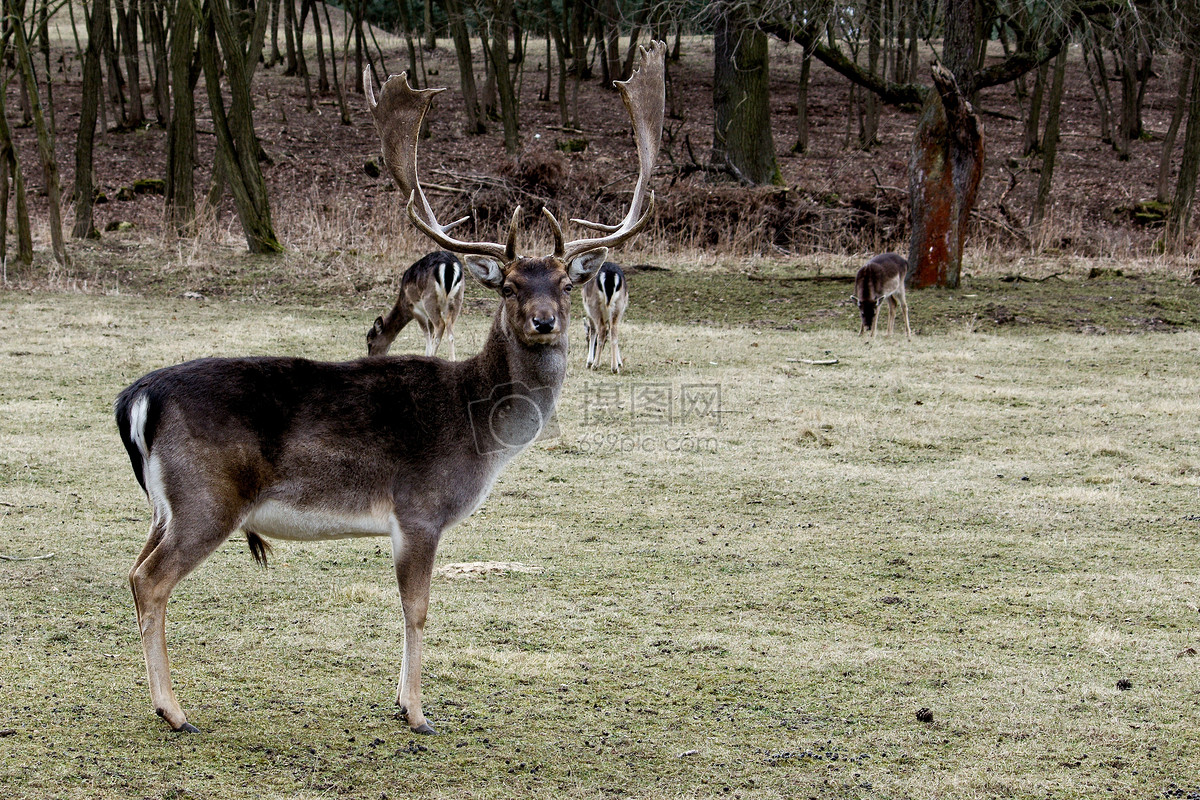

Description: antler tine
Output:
[543,207,565,258]
[562,41,666,263]
[365,68,509,262]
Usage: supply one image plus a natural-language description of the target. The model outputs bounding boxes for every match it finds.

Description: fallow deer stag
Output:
[582,261,628,373]
[367,250,465,358]
[852,252,912,339]
[114,41,665,735]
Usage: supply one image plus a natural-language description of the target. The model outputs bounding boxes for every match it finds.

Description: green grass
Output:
[2,282,1200,799]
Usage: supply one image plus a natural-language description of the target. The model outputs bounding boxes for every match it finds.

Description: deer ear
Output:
[567,248,608,284]
[463,255,505,290]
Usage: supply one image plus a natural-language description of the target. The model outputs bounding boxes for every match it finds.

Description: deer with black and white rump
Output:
[114,42,666,735]
[367,250,465,358]
[852,252,912,340]
[582,261,628,373]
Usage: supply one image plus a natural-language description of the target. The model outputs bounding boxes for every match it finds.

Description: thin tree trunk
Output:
[1083,30,1113,145]
[114,0,145,127]
[282,0,297,75]
[166,0,197,233]
[861,0,881,149]
[268,0,281,67]
[486,0,519,155]
[74,0,110,239]
[544,0,569,127]
[791,45,812,154]
[0,53,33,265]
[1166,57,1200,253]
[1156,55,1192,204]
[1030,46,1068,234]
[12,7,68,265]
[424,0,436,50]
[1022,61,1047,156]
[141,0,169,126]
[308,0,328,92]
[322,0,350,123]
[446,0,484,133]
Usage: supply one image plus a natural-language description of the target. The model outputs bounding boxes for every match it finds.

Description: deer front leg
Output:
[391,522,441,734]
[900,295,912,339]
[887,296,898,336]
[585,319,597,368]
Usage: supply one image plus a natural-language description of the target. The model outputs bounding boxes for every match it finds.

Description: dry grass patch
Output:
[2,289,1200,799]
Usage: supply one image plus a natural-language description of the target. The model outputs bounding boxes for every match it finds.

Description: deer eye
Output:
[502,285,515,298]
[562,283,572,293]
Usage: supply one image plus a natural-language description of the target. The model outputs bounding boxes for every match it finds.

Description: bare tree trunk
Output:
[101,0,127,126]
[200,0,282,254]
[308,0,328,92]
[0,48,32,265]
[712,1,779,185]
[268,0,281,67]
[861,0,882,149]
[166,0,197,233]
[1083,29,1113,145]
[11,5,68,265]
[323,0,350,123]
[1157,55,1192,204]
[1167,56,1200,253]
[141,0,170,126]
[1030,46,1068,235]
[74,0,110,239]
[446,0,484,133]
[424,0,436,50]
[114,0,145,127]
[791,45,812,154]
[282,0,297,75]
[486,0,519,155]
[908,64,983,289]
[544,0,569,127]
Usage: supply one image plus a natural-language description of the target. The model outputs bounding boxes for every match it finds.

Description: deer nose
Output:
[532,315,557,334]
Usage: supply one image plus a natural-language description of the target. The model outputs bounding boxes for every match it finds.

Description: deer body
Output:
[582,262,628,373]
[853,253,912,339]
[367,251,465,358]
[116,41,666,735]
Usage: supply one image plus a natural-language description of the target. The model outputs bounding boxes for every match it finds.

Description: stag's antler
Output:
[553,40,666,264]
[364,70,511,262]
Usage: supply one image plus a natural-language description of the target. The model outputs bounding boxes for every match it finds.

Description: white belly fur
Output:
[242,500,394,541]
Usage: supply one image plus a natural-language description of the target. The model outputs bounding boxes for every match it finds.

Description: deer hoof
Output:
[411,722,437,735]
[173,722,201,733]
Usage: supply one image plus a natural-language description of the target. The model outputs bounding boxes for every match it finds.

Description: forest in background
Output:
[0,1,1198,293]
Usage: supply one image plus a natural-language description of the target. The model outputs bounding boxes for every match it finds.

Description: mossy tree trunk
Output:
[711,1,781,186]
[199,0,282,254]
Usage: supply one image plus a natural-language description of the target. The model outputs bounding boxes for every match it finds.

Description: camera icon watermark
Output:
[467,381,560,455]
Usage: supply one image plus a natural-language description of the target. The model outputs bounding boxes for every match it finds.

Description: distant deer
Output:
[367,251,465,358]
[114,42,665,736]
[582,261,628,373]
[853,253,912,339]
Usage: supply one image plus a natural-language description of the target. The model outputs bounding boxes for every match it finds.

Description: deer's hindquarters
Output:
[582,262,628,372]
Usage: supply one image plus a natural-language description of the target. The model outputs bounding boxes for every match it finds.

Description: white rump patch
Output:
[242,500,394,541]
[128,394,151,459]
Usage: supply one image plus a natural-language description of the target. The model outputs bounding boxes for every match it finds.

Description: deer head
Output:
[364,41,666,348]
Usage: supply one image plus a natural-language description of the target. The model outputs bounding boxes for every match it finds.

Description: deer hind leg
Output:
[898,291,912,339]
[444,316,456,361]
[391,521,442,734]
[129,491,240,732]
[428,320,445,358]
[610,319,622,374]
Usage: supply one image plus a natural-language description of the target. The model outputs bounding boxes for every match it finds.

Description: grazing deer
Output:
[582,261,628,373]
[853,253,912,339]
[367,251,465,358]
[114,41,665,736]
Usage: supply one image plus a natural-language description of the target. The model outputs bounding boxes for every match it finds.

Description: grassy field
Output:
[2,276,1200,799]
